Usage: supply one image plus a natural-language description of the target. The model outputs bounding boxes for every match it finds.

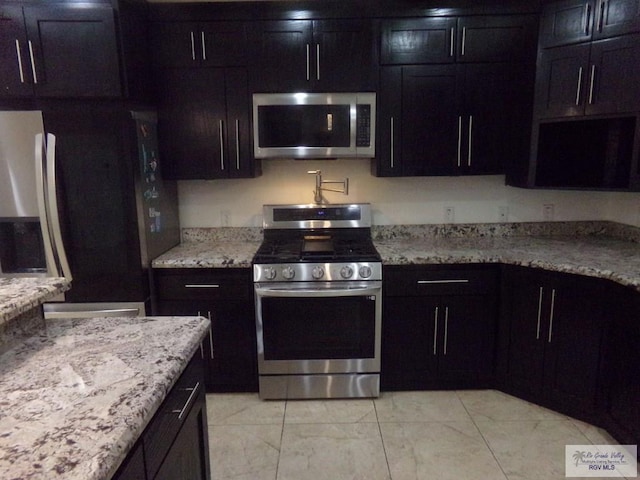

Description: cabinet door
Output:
[374,67,402,177]
[462,63,533,175]
[586,34,640,115]
[157,68,226,179]
[23,4,121,97]
[151,22,201,68]
[224,68,256,179]
[201,21,248,67]
[380,17,456,65]
[252,20,312,92]
[594,0,640,39]
[534,43,591,118]
[503,268,548,400]
[457,15,538,63]
[0,5,33,97]
[400,65,459,176]
[381,296,439,390]
[543,276,607,415]
[312,19,375,91]
[539,0,595,48]
[437,295,496,386]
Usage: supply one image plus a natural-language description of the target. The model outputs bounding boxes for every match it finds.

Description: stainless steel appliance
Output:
[253,203,382,399]
[0,107,180,316]
[252,92,376,159]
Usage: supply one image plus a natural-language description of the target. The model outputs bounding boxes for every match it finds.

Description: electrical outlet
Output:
[543,204,555,221]
[221,210,230,227]
[499,206,509,222]
[444,206,455,223]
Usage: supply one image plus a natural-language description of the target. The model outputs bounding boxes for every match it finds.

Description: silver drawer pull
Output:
[185,284,220,288]
[171,381,200,420]
[417,279,470,284]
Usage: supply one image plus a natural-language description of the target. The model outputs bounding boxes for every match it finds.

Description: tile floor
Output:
[206,389,629,480]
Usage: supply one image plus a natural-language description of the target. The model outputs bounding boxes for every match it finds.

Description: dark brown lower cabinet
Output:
[112,354,211,480]
[499,265,609,421]
[381,265,499,390]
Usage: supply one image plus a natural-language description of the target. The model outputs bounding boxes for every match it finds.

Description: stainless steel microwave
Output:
[252,92,376,159]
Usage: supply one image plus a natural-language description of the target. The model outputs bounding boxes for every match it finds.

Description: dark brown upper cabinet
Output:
[540,0,640,48]
[151,21,248,68]
[251,19,375,92]
[381,15,538,65]
[1,3,120,98]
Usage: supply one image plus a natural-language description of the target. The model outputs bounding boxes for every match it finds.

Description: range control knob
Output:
[281,266,296,280]
[340,265,354,279]
[359,265,372,279]
[263,267,277,280]
[312,266,325,280]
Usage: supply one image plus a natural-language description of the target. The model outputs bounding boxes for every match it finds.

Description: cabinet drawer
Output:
[155,269,252,300]
[143,355,204,480]
[384,265,498,296]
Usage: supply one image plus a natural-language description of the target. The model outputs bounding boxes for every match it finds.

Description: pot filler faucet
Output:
[307,170,349,204]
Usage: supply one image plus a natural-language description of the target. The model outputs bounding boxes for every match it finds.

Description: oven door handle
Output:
[255,284,381,298]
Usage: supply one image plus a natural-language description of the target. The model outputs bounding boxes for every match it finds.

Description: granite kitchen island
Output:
[0,277,210,480]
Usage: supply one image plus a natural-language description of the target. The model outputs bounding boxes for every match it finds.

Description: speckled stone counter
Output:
[0,314,209,480]
[0,276,70,326]
[153,222,640,292]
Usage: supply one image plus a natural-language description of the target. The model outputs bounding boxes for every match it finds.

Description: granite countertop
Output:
[0,277,70,326]
[151,222,640,292]
[0,314,210,480]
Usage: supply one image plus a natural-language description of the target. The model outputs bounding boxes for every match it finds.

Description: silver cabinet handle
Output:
[316,43,320,81]
[536,286,543,340]
[597,0,606,32]
[417,279,470,285]
[190,31,196,61]
[201,31,207,61]
[433,307,439,355]
[467,115,473,167]
[306,43,310,81]
[450,27,455,57]
[461,27,467,56]
[197,310,205,358]
[28,40,37,84]
[219,119,225,171]
[584,3,592,35]
[575,67,583,105]
[588,64,596,104]
[390,116,395,169]
[548,289,556,343]
[172,382,200,420]
[235,119,240,170]
[14,39,25,83]
[457,116,463,167]
[443,306,449,355]
[185,284,220,288]
[208,311,214,359]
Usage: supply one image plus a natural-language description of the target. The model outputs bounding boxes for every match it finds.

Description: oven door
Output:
[254,281,382,375]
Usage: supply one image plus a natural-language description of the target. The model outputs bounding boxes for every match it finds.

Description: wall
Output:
[177,159,640,227]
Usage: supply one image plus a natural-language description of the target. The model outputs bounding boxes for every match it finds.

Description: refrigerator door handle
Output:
[43,133,72,280]
[35,133,60,277]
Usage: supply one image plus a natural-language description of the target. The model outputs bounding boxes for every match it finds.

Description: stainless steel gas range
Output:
[252,203,382,400]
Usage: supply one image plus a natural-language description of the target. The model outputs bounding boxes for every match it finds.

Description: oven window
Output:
[261,295,375,360]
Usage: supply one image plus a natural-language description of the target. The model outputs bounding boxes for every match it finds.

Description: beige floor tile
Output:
[456,389,569,422]
[209,424,282,480]
[284,398,377,424]
[206,393,285,425]
[374,390,471,423]
[380,420,508,480]
[475,419,599,480]
[569,418,621,445]
[277,422,390,480]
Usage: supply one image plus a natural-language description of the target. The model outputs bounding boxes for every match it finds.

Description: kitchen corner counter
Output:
[0,276,70,326]
[0,315,210,480]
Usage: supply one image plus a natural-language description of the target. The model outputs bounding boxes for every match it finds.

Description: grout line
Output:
[274,399,287,480]
[455,390,510,480]
[373,396,393,479]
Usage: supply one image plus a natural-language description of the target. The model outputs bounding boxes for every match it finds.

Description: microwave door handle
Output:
[35,133,59,277]
[44,133,72,280]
